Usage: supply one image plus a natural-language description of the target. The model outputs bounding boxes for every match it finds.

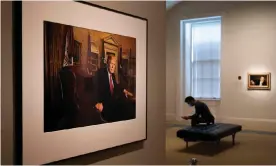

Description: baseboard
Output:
[216,116,276,132]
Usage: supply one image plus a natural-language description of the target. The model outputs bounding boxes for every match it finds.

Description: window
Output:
[181,16,221,99]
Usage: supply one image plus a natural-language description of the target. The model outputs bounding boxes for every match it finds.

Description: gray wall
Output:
[1,1,14,164]
[1,1,166,165]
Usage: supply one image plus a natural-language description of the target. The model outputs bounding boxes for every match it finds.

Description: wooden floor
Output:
[166,124,276,165]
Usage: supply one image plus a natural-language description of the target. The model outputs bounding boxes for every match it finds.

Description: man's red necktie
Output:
[109,74,114,94]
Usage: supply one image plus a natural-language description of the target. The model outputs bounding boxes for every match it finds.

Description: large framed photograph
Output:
[247,73,271,90]
[13,1,147,164]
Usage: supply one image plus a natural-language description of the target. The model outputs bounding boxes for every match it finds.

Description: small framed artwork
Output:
[247,72,271,90]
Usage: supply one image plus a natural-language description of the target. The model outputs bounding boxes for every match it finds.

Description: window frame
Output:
[181,16,222,101]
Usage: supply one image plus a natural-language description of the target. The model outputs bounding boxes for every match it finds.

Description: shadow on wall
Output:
[46,141,144,165]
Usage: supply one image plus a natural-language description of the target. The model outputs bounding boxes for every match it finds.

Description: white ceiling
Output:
[166,0,181,10]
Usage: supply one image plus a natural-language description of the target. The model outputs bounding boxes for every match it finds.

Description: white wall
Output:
[219,2,276,132]
[1,1,166,165]
[167,1,276,132]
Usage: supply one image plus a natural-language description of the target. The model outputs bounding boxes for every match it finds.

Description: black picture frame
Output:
[13,1,148,164]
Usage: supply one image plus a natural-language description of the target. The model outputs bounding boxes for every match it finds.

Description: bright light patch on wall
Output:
[181,16,222,100]
[246,66,272,99]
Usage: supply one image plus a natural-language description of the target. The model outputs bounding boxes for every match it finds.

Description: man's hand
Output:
[95,103,103,112]
[181,116,189,120]
[123,89,133,98]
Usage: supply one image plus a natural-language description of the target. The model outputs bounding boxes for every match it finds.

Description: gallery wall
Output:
[166,1,276,131]
[1,1,14,164]
[0,0,1,158]
[1,1,166,165]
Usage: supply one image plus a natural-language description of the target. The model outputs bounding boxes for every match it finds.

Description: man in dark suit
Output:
[93,55,135,122]
[182,96,215,127]
[254,76,267,86]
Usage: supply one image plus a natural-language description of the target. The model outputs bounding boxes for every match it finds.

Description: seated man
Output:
[182,96,215,127]
[93,55,135,122]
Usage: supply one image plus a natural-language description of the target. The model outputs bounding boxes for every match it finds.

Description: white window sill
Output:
[195,98,221,101]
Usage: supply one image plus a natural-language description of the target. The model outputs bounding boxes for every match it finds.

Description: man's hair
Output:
[107,55,116,64]
[185,96,195,103]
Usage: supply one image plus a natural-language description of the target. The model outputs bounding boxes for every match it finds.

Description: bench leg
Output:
[232,133,236,145]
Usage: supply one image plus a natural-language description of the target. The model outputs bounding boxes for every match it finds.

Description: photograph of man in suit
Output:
[93,55,135,123]
[250,76,267,86]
